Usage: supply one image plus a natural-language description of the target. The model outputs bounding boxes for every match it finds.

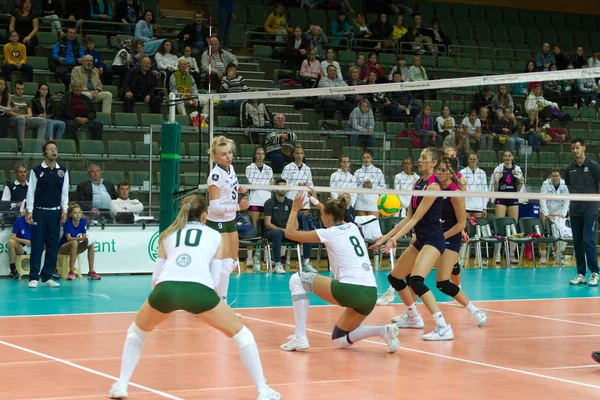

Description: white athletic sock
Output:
[217,258,234,302]
[406,303,419,318]
[347,326,385,343]
[432,311,448,328]
[466,302,479,314]
[118,323,147,385]
[292,295,309,338]
[233,326,268,392]
[304,258,311,265]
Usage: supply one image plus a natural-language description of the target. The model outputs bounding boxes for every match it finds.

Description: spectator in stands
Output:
[60,81,103,143]
[220,63,247,115]
[281,144,314,214]
[356,53,368,79]
[217,0,234,50]
[491,85,514,119]
[111,44,133,86]
[3,30,33,82]
[179,45,201,84]
[570,46,586,69]
[52,26,84,87]
[40,0,62,35]
[352,13,371,48]
[577,64,599,108]
[134,9,165,56]
[525,84,559,128]
[320,48,342,80]
[478,107,495,150]
[389,0,413,15]
[346,65,363,88]
[305,25,328,60]
[520,110,542,155]
[346,99,375,148]
[84,37,114,86]
[393,158,419,217]
[2,162,28,211]
[415,103,440,147]
[8,81,46,144]
[364,52,385,81]
[240,97,273,144]
[388,55,409,82]
[370,13,392,50]
[75,164,117,214]
[496,106,522,151]
[58,202,101,280]
[71,54,113,114]
[543,63,563,105]
[109,181,144,220]
[562,63,578,106]
[408,55,428,82]
[201,38,237,88]
[435,104,456,140]
[331,11,353,49]
[589,49,600,69]
[443,125,470,162]
[536,42,555,71]
[263,179,294,274]
[461,109,482,149]
[129,39,145,69]
[525,60,542,91]
[512,61,534,96]
[122,56,161,114]
[178,11,209,57]
[354,148,385,218]
[115,0,140,33]
[471,86,493,113]
[318,64,353,119]
[300,49,321,88]
[7,214,30,278]
[388,71,420,122]
[155,39,178,87]
[9,0,39,56]
[427,17,450,55]
[553,45,568,70]
[390,15,407,47]
[0,78,11,126]
[169,58,200,116]
[285,26,308,71]
[539,169,570,264]
[264,3,291,37]
[32,83,65,140]
[403,13,432,54]
[330,154,359,206]
[89,0,112,24]
[65,0,90,29]
[265,113,296,173]
[459,152,488,218]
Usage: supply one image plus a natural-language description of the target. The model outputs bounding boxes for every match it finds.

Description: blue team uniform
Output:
[411,174,445,253]
[495,166,520,207]
[441,181,463,253]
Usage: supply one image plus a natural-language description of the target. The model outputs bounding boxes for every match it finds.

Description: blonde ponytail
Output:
[159,195,207,245]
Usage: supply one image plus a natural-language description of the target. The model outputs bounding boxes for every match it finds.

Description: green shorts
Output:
[148,281,220,314]
[206,219,237,234]
[330,280,377,316]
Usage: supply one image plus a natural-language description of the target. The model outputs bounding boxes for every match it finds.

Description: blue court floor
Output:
[1,267,598,317]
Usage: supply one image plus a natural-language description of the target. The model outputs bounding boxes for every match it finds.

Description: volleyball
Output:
[377,195,401,217]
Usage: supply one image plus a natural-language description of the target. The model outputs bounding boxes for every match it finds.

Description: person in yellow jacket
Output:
[3,31,33,82]
[264,4,292,35]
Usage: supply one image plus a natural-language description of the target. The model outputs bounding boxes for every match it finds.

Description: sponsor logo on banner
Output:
[266,91,291,98]
[148,231,160,262]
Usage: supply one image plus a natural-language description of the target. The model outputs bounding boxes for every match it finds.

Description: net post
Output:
[168,92,176,123]
[159,121,181,232]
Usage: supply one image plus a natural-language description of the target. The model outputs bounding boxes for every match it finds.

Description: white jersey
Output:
[154,222,222,287]
[394,172,419,217]
[207,164,238,222]
[315,223,377,288]
[540,178,570,217]
[281,162,313,210]
[354,165,386,212]
[459,167,489,211]
[330,169,359,206]
[245,163,273,207]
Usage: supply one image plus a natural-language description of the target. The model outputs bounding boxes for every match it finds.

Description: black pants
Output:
[571,215,599,275]
[29,208,61,282]
[99,65,114,85]
[64,119,103,149]
[3,63,34,81]
[56,64,76,87]
[112,65,129,85]
[124,94,163,114]
[321,99,354,119]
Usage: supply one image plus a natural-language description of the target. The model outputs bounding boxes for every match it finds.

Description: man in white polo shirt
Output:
[109,181,144,221]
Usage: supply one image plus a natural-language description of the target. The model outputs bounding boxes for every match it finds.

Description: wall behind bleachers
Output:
[438,0,600,15]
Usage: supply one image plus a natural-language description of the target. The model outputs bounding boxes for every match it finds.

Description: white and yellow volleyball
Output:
[377,194,401,217]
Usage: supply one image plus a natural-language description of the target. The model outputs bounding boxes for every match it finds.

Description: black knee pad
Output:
[405,273,411,287]
[409,275,429,297]
[331,325,350,340]
[452,262,461,276]
[388,274,407,291]
[436,280,460,297]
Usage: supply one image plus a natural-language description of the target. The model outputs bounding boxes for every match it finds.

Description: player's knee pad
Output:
[405,274,411,287]
[452,262,461,276]
[289,272,310,300]
[209,259,223,287]
[409,275,429,297]
[126,322,147,342]
[233,325,256,350]
[388,274,407,291]
[298,271,317,292]
[436,280,460,297]
[331,325,352,348]
[221,258,235,274]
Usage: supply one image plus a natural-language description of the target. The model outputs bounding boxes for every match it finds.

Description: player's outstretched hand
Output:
[369,236,386,249]
[238,197,249,211]
[292,192,308,211]
[382,238,397,254]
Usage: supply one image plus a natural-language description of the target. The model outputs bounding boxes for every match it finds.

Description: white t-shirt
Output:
[461,117,481,134]
[315,223,377,287]
[394,172,419,216]
[207,164,238,222]
[153,222,221,288]
[459,167,489,211]
[281,162,313,210]
[320,60,343,80]
[435,116,456,133]
[245,163,273,207]
[354,164,386,212]
[329,169,359,206]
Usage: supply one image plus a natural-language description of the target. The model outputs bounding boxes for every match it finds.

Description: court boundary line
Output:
[0,339,183,400]
[477,307,600,328]
[241,315,600,391]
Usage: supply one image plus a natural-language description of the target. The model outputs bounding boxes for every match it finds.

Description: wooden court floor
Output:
[1,269,600,399]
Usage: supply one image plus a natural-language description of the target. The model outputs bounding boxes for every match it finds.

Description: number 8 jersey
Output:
[207,164,239,222]
[315,223,377,288]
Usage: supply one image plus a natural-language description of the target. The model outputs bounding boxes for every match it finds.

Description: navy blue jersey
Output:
[441,181,462,232]
[498,166,518,192]
[411,175,443,239]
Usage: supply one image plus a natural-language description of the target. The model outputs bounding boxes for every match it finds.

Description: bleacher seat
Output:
[241,144,258,158]
[104,171,125,185]
[22,139,44,156]
[55,139,77,158]
[0,138,18,155]
[134,141,159,158]
[128,171,150,187]
[141,113,164,127]
[96,112,113,127]
[107,141,132,159]
[80,140,104,158]
[114,112,139,127]
[70,170,88,185]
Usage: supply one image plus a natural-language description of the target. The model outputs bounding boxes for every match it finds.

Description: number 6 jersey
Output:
[315,223,377,288]
[207,164,239,222]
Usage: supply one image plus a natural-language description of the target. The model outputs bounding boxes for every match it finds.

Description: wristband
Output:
[309,197,320,206]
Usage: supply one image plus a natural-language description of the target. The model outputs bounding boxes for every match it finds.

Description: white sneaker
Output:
[376,287,396,306]
[392,311,425,328]
[256,387,281,400]
[280,335,310,351]
[274,263,286,274]
[302,262,317,273]
[246,258,254,268]
[495,254,501,264]
[570,274,587,285]
[540,255,547,264]
[28,280,38,288]
[472,310,488,327]
[588,272,599,287]
[510,257,519,264]
[422,325,454,341]
[381,324,400,353]
[41,279,60,287]
[108,382,128,399]
[543,123,551,129]
[591,100,597,107]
